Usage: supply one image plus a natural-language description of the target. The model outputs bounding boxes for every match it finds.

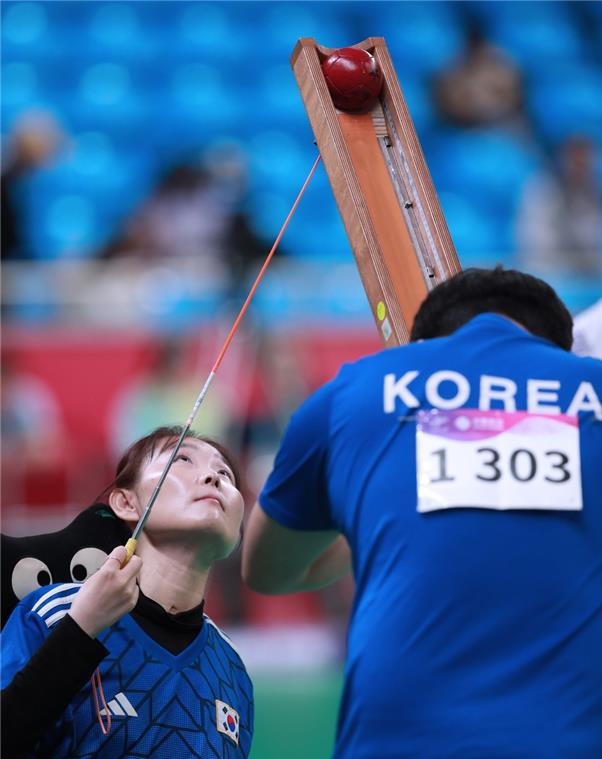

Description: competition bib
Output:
[416,409,582,513]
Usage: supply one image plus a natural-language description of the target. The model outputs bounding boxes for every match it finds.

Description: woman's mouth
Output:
[197,495,224,511]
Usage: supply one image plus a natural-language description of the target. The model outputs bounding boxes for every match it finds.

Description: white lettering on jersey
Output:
[527,379,561,414]
[383,371,420,412]
[567,381,602,418]
[425,371,470,409]
[383,371,601,419]
[479,375,518,411]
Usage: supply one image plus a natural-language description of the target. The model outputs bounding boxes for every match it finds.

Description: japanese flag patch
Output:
[216,699,239,745]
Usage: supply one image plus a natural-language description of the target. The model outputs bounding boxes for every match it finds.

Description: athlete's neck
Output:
[136,540,210,614]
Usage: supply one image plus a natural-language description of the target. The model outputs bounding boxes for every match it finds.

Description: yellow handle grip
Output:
[124,537,137,564]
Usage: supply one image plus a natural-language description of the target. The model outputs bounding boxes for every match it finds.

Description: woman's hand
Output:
[69,545,142,638]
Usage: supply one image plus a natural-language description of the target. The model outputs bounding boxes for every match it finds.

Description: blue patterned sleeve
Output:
[1,595,49,688]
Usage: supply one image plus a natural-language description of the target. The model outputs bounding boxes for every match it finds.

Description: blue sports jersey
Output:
[1,583,253,758]
[260,314,602,759]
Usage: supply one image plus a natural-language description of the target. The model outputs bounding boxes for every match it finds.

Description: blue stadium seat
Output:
[62,131,155,214]
[0,62,53,130]
[439,191,517,266]
[467,0,572,28]
[251,63,312,137]
[148,63,246,162]
[491,21,583,71]
[158,2,252,65]
[59,63,154,145]
[254,2,356,61]
[244,157,334,251]
[242,164,347,262]
[16,130,157,259]
[398,75,437,137]
[579,0,602,42]
[372,1,465,76]
[52,1,162,65]
[246,130,314,195]
[543,273,602,315]
[244,161,352,262]
[286,209,352,261]
[427,128,543,216]
[87,2,153,53]
[467,1,586,70]
[17,179,102,260]
[245,189,295,246]
[527,64,602,146]
[1,1,63,60]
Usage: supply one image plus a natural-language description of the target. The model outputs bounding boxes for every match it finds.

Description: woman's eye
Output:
[219,469,234,482]
[175,454,192,463]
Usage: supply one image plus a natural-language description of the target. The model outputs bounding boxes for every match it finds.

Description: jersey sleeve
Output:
[1,613,108,757]
[0,597,49,689]
[258,380,336,531]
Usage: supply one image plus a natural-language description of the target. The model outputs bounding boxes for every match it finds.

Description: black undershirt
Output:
[130,589,205,654]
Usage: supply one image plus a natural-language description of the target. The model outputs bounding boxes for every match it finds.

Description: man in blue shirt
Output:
[242,267,602,758]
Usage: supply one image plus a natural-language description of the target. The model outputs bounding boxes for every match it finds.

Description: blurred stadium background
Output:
[2,1,601,756]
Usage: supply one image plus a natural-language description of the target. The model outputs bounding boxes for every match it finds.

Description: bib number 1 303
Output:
[416,409,582,513]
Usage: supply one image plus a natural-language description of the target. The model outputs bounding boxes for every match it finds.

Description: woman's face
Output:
[132,438,244,559]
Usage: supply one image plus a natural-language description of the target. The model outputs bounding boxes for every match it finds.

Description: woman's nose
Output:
[203,473,220,486]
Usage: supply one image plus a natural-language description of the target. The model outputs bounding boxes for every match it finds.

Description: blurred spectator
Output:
[100,143,272,291]
[229,329,311,493]
[107,334,231,463]
[572,298,602,359]
[432,27,525,131]
[515,134,602,276]
[1,111,66,260]
[1,356,69,507]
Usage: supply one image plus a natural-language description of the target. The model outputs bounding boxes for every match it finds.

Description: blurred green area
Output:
[250,668,343,759]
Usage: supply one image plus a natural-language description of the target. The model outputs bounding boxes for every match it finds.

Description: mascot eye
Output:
[70,547,108,582]
[12,557,53,600]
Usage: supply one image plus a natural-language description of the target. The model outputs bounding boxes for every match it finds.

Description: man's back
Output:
[267,314,602,757]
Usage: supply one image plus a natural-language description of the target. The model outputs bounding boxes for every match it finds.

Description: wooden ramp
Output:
[291,37,461,346]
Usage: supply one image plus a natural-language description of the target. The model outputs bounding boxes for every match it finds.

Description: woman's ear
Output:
[108,489,140,527]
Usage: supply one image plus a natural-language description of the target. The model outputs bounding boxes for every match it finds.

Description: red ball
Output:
[321,47,384,112]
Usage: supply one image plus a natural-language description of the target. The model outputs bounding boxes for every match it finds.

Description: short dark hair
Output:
[410,266,573,350]
[98,426,242,503]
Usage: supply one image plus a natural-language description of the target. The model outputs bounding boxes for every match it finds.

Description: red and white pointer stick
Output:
[124,154,322,562]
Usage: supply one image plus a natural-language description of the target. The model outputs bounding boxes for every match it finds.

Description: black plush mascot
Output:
[1,503,131,628]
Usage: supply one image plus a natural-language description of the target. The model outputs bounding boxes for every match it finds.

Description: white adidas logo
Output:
[99,692,138,717]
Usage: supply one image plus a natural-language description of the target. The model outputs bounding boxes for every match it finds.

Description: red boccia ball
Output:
[321,47,384,112]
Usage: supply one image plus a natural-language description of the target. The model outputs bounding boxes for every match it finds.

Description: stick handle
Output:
[124,537,137,564]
